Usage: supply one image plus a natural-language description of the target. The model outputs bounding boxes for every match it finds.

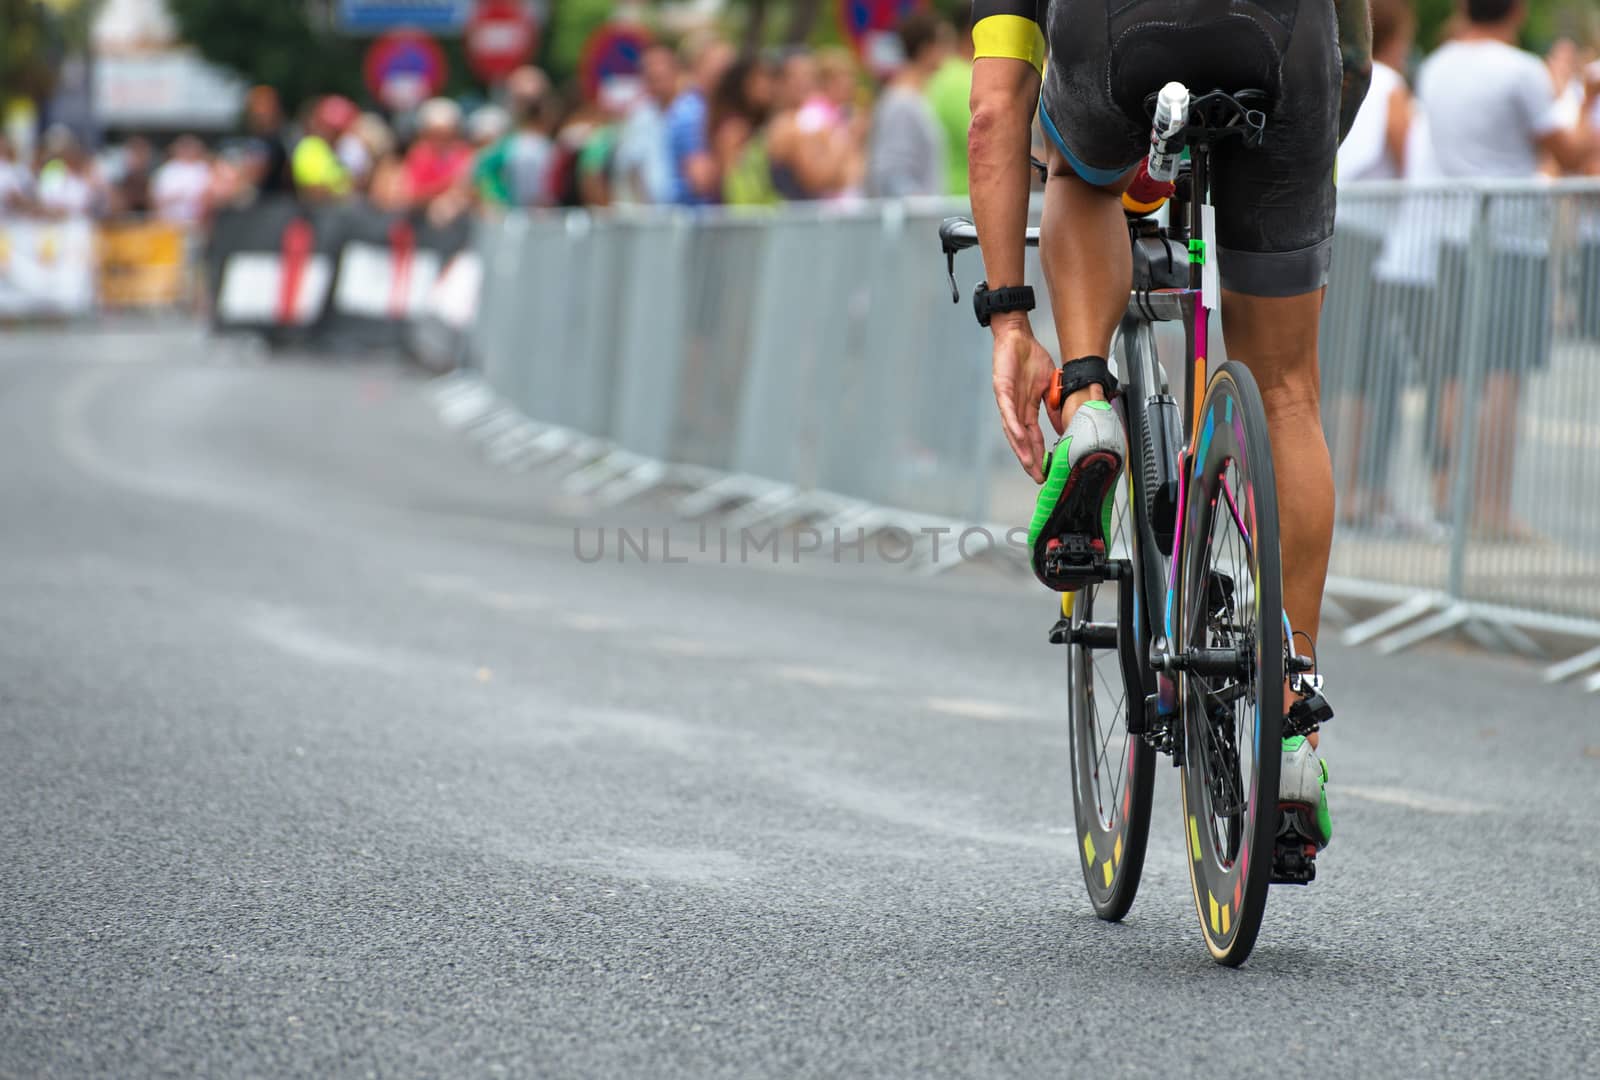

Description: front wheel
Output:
[1176,362,1284,966]
[1067,440,1156,921]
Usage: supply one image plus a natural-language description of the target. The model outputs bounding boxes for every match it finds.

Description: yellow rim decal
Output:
[1112,833,1123,869]
[1082,832,1096,865]
[1102,859,1114,888]
[1220,903,1231,936]
[1188,815,1202,862]
[1208,892,1220,935]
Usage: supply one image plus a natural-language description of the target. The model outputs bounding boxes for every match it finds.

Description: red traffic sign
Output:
[466,0,539,84]
[364,30,449,111]
[577,23,653,102]
[838,0,926,75]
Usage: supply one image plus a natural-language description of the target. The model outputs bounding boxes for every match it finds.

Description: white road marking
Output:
[648,639,738,658]
[770,665,879,690]
[243,608,409,674]
[563,613,627,632]
[923,697,1033,722]
[1340,784,1493,816]
[412,574,547,612]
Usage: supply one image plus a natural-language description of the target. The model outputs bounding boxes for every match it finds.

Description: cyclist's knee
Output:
[1220,290,1325,418]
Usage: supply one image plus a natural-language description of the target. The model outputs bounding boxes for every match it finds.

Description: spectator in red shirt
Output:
[403,99,473,207]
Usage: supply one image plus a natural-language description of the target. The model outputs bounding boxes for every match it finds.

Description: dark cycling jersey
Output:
[971,0,1349,298]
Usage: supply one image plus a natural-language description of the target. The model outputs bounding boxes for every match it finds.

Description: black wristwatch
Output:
[972,281,1035,328]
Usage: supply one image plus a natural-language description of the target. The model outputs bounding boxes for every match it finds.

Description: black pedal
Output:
[1041,534,1112,589]
[1285,688,1334,738]
[1272,809,1319,885]
[1271,840,1318,885]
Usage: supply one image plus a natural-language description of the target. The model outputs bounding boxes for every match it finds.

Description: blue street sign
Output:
[339,0,472,34]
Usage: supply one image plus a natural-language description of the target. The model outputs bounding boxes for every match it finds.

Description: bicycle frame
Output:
[936,90,1273,747]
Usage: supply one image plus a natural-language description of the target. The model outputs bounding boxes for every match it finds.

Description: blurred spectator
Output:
[806,50,870,203]
[0,134,35,217]
[713,56,779,205]
[867,13,951,197]
[151,135,213,226]
[796,48,859,140]
[1332,0,1416,526]
[346,113,398,197]
[1340,0,1414,182]
[924,6,975,195]
[548,98,606,208]
[668,34,735,205]
[36,126,105,220]
[108,136,155,217]
[244,86,296,199]
[469,106,511,153]
[1418,0,1600,537]
[613,43,679,205]
[767,50,863,200]
[479,67,558,209]
[573,84,638,208]
[404,98,474,206]
[294,95,358,201]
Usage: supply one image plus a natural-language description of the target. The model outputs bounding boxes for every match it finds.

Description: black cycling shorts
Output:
[1039,0,1341,297]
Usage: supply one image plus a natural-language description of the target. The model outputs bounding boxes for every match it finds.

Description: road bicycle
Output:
[939,85,1330,966]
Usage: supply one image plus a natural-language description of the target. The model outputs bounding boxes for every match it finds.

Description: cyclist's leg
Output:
[1038,150,1135,418]
[1210,0,1341,662]
[1021,4,1146,586]
[1220,291,1335,658]
[1035,0,1144,416]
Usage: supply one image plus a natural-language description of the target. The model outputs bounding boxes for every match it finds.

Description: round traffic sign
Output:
[577,23,653,102]
[363,30,449,112]
[837,0,926,75]
[466,0,539,84]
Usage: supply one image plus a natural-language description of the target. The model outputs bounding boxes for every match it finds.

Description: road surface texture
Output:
[3,327,1596,1078]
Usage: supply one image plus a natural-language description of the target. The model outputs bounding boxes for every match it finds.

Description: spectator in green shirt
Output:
[924,6,975,196]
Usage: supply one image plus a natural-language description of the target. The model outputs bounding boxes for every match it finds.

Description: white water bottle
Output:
[1148,82,1189,183]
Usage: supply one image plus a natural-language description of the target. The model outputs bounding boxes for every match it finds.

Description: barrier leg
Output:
[1543,643,1600,684]
[1341,592,1440,647]
[1373,602,1472,654]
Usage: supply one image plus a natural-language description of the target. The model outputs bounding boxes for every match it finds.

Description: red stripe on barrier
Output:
[388,220,416,320]
[277,219,314,325]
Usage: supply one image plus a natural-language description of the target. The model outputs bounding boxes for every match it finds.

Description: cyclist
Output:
[966,0,1372,853]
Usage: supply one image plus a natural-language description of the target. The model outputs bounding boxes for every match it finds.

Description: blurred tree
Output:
[0,0,66,103]
[543,0,614,82]
[167,0,366,113]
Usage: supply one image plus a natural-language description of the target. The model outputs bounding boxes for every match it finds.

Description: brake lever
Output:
[945,248,959,303]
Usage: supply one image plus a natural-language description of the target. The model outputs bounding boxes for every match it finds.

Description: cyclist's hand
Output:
[991,322,1064,483]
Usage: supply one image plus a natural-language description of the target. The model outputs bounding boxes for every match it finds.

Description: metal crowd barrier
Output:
[454,181,1600,689]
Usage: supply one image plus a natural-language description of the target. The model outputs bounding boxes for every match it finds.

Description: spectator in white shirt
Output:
[0,135,32,217]
[1330,0,1415,527]
[151,136,213,226]
[35,126,104,220]
[1415,0,1600,538]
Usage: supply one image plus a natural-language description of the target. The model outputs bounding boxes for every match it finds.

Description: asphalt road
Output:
[2,326,1597,1078]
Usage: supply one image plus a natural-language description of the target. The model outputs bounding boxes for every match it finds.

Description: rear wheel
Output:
[1176,362,1283,966]
[1067,428,1156,921]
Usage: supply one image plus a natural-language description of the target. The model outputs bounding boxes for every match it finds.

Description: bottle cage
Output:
[1142,88,1270,150]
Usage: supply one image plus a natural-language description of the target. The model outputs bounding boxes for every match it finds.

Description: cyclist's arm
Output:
[968,0,1046,333]
[1334,0,1373,143]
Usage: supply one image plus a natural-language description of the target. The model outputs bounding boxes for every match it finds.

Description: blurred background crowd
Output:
[3,0,1597,237]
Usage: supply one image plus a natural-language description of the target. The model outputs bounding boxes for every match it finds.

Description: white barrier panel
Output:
[0,220,95,317]
[467,184,1600,663]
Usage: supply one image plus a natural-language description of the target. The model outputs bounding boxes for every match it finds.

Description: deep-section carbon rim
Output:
[1177,363,1283,966]
[1067,416,1156,923]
